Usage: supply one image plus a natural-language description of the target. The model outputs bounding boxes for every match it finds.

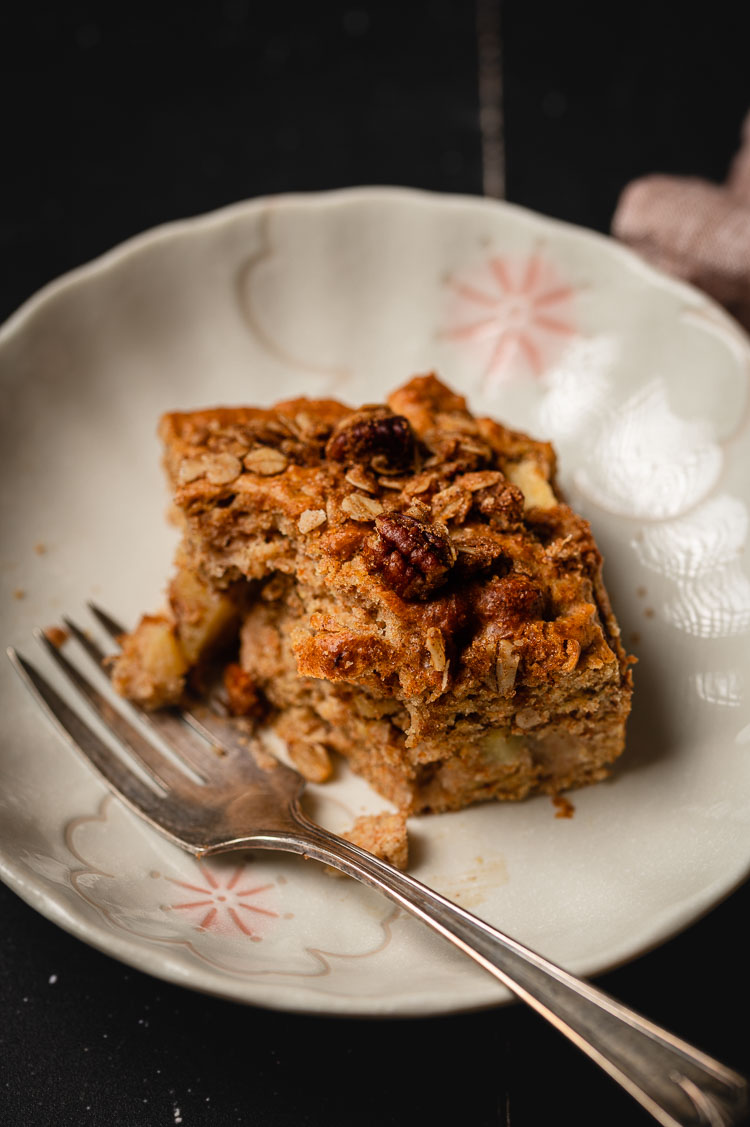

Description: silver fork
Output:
[7,605,748,1127]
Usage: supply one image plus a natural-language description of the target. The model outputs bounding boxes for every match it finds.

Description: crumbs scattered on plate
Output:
[44,626,69,648]
[553,795,576,819]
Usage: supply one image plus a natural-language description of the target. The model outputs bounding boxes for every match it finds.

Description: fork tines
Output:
[6,605,243,850]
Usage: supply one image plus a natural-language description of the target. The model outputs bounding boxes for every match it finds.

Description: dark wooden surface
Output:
[2,4,749,1124]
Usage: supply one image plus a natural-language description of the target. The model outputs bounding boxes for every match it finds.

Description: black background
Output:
[2,3,750,1125]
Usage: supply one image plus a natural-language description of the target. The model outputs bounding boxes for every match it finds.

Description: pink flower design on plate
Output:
[164,860,279,942]
[445,254,578,388]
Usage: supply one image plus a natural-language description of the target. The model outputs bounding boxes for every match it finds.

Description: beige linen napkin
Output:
[612,112,750,330]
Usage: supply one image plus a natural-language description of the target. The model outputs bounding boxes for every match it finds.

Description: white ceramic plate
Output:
[1,188,749,1017]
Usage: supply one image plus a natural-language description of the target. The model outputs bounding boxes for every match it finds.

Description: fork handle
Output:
[260,812,747,1127]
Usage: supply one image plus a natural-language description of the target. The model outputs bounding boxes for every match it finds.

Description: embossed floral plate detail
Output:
[1,187,749,1017]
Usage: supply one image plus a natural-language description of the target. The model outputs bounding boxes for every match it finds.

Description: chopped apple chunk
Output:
[111,614,189,709]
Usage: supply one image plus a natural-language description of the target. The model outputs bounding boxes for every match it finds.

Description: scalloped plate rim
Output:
[3,186,746,351]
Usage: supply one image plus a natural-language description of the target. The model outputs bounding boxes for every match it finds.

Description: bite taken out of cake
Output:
[112,374,633,819]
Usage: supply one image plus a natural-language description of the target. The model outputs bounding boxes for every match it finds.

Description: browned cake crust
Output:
[113,374,633,814]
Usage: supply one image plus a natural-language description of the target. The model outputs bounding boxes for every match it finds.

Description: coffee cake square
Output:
[113,374,633,814]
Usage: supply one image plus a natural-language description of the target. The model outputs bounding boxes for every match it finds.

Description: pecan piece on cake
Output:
[366,512,457,600]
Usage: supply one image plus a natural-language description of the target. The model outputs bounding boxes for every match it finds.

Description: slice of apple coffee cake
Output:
[113,374,633,815]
